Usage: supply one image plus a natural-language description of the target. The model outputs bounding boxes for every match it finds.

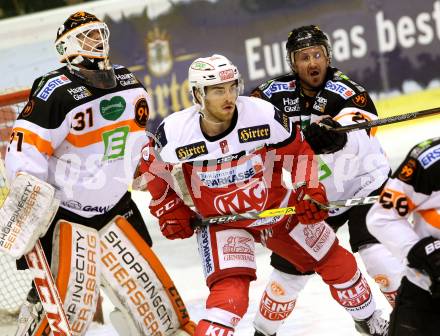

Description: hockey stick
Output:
[193,195,379,227]
[331,106,440,133]
[24,241,72,336]
[304,194,379,210]
[0,161,72,336]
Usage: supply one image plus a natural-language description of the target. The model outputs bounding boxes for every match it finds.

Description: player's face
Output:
[203,80,238,122]
[292,46,329,93]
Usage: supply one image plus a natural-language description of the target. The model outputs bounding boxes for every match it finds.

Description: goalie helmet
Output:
[54,11,116,89]
[188,54,243,106]
[286,25,332,68]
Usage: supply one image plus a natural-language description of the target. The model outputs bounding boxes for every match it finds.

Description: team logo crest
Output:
[214,179,268,214]
[20,99,35,118]
[398,158,417,182]
[146,27,173,77]
[134,97,148,127]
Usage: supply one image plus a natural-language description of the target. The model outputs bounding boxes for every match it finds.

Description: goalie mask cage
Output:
[0,88,33,325]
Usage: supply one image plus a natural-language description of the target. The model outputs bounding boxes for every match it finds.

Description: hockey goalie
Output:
[2,11,195,336]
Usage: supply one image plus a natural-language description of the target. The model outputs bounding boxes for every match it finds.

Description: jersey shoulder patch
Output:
[414,138,440,169]
[395,137,440,184]
[34,73,72,102]
[255,74,296,98]
[261,79,297,99]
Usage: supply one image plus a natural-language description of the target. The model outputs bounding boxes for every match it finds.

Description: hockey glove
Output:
[407,236,440,297]
[150,194,196,240]
[303,117,347,154]
[293,183,329,224]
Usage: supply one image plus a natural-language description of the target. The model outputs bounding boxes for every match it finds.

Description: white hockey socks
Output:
[358,243,404,307]
[253,269,312,336]
[330,268,375,320]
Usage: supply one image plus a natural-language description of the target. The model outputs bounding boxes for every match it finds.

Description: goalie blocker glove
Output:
[407,236,440,297]
[303,117,347,154]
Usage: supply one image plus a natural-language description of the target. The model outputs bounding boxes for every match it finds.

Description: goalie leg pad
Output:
[18,221,100,336]
[51,220,101,335]
[0,172,59,258]
[99,216,193,336]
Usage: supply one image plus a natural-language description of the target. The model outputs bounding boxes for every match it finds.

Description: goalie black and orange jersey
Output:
[5,65,150,217]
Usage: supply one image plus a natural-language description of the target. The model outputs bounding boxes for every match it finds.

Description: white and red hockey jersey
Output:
[5,65,150,217]
[140,96,318,229]
[367,137,440,291]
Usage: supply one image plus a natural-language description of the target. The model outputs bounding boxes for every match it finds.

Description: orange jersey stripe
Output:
[419,209,440,229]
[66,119,143,147]
[13,127,54,156]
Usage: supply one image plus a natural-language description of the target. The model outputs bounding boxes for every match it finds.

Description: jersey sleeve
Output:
[136,124,180,202]
[367,144,438,261]
[333,91,378,126]
[4,75,71,182]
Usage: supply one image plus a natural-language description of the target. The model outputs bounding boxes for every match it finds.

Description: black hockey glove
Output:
[407,236,440,297]
[303,117,347,154]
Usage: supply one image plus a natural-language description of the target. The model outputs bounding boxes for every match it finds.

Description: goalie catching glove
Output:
[407,236,440,297]
[0,172,59,258]
[303,117,347,154]
[293,183,329,225]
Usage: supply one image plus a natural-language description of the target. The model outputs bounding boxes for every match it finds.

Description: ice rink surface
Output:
[3,117,439,336]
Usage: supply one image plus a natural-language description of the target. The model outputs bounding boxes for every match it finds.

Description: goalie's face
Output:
[200,80,238,123]
[77,28,105,53]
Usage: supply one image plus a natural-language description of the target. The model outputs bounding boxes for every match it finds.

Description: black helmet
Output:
[286,25,332,66]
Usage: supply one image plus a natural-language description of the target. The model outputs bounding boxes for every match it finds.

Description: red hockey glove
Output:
[294,183,329,224]
[149,194,196,240]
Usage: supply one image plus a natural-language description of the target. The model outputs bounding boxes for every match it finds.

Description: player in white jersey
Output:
[250,25,402,336]
[136,54,389,336]
[367,137,440,336]
[4,11,194,336]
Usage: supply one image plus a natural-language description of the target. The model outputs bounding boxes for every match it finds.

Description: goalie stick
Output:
[0,161,72,336]
[331,106,440,133]
[192,195,379,227]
